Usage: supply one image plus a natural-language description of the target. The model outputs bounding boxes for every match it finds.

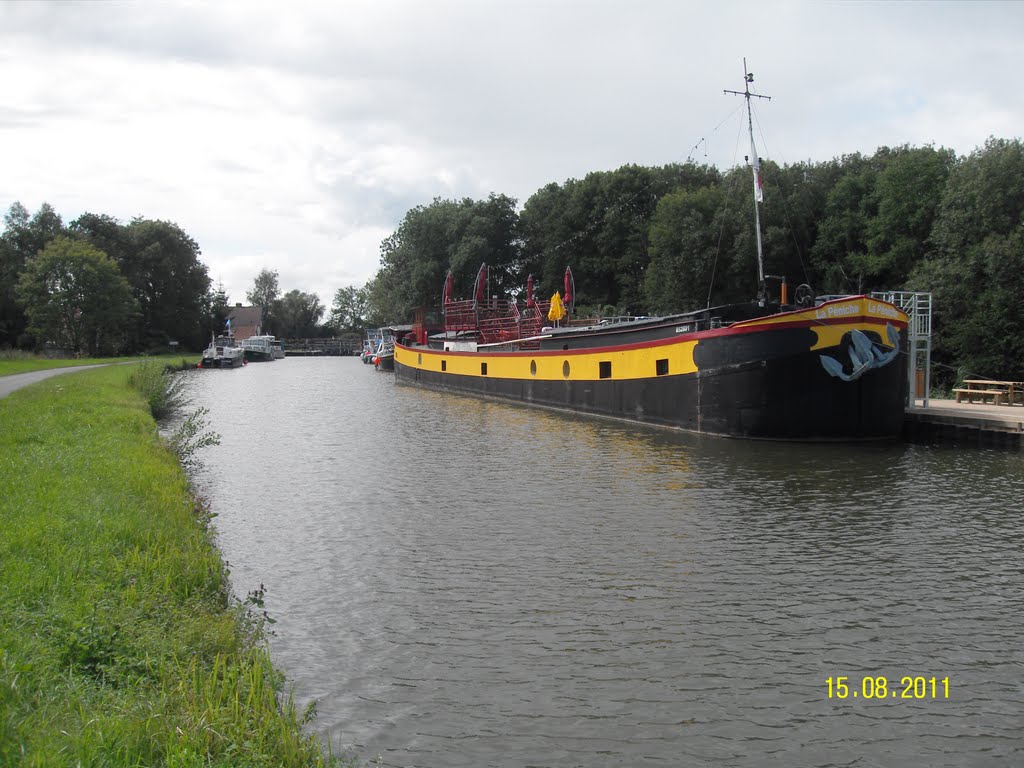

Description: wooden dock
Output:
[904,398,1024,450]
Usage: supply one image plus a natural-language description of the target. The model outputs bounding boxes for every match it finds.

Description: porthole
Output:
[530,360,537,376]
[562,360,570,378]
[599,361,612,379]
[656,358,669,376]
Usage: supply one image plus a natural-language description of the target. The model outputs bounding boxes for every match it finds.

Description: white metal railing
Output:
[872,291,933,406]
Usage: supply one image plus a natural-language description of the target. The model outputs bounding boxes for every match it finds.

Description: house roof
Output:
[228,305,263,328]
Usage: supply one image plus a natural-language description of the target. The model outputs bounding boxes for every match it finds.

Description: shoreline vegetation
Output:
[0,362,348,766]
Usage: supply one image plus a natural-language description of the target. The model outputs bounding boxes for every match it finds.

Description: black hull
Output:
[200,355,245,369]
[394,298,910,441]
[396,355,905,440]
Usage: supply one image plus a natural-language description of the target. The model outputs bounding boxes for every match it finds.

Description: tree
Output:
[644,185,733,313]
[0,202,66,347]
[68,212,131,265]
[807,146,953,294]
[865,145,955,288]
[808,153,878,293]
[246,268,281,334]
[203,282,231,340]
[368,194,520,323]
[329,285,369,334]
[71,214,211,351]
[909,138,1024,381]
[16,236,137,356]
[520,163,718,313]
[276,290,324,338]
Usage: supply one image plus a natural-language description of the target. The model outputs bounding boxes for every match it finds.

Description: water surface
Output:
[185,358,1024,767]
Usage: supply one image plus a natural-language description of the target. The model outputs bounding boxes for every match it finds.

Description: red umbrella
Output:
[474,263,488,304]
[442,270,453,305]
[563,266,574,310]
[525,274,534,308]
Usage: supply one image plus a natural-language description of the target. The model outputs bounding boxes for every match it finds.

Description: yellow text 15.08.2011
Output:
[826,676,950,699]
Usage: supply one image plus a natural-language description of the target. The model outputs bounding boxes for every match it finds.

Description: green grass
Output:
[0,353,199,377]
[0,365,346,766]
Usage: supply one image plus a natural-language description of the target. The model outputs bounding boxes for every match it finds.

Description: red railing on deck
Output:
[477,300,518,344]
[444,296,570,348]
[443,299,479,333]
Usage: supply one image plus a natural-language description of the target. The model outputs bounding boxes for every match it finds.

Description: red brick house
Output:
[227,304,264,341]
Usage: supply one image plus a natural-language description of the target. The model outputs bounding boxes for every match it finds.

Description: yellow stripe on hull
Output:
[394,340,699,381]
[395,296,907,384]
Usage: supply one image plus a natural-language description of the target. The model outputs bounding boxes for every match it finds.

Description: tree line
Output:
[5,136,1023,381]
[244,267,331,340]
[359,137,1024,384]
[0,206,222,356]
[0,207,346,356]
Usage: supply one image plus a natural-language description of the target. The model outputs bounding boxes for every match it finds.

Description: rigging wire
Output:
[747,96,813,286]
[536,96,749,273]
[499,84,793,310]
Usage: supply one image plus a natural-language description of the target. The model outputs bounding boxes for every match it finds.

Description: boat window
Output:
[530,360,537,376]
[599,361,612,379]
[441,360,447,372]
[418,353,422,365]
[562,360,570,378]
[481,362,488,376]
[656,358,669,376]
[563,344,569,351]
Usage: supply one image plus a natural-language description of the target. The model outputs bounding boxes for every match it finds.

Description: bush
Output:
[128,360,188,420]
[128,361,221,469]
[169,407,221,470]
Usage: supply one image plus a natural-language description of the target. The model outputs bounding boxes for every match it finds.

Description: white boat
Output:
[363,327,398,370]
[200,331,245,369]
[239,334,277,362]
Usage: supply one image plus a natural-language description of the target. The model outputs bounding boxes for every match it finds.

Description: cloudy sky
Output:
[2,1,1021,309]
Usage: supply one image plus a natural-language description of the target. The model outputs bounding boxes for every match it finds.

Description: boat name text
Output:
[866,301,901,320]
[815,304,861,320]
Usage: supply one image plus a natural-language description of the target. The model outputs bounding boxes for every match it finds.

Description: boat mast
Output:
[724,59,771,303]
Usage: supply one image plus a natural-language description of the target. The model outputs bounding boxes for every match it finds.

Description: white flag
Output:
[751,136,763,203]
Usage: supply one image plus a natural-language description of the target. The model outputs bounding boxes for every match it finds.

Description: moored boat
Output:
[239,334,277,362]
[392,66,911,441]
[372,335,395,371]
[395,290,908,440]
[362,329,384,364]
[364,326,412,370]
[199,330,246,369]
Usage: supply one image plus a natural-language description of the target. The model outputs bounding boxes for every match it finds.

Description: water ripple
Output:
[185,359,1024,768]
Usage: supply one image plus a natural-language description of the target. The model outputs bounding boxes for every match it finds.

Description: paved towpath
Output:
[0,365,115,401]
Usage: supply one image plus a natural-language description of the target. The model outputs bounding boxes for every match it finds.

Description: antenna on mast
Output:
[724,58,772,303]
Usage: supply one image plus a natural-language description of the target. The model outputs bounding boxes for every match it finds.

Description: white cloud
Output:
[2,0,1023,308]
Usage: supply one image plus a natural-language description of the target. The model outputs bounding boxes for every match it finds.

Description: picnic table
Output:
[952,379,1024,406]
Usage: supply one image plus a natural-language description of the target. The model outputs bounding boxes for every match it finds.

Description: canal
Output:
[183,357,1024,768]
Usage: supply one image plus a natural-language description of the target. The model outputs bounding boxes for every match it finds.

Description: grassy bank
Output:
[0,365,342,766]
[0,353,199,377]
